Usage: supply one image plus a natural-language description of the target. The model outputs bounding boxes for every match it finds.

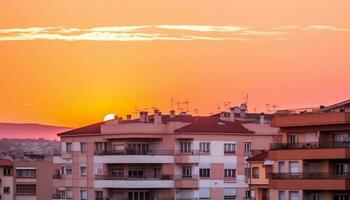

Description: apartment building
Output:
[53,104,279,200]
[0,159,14,200]
[267,100,350,200]
[247,151,271,200]
[0,156,57,200]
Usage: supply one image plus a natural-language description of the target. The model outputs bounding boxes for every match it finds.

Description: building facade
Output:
[53,105,279,200]
[267,100,350,200]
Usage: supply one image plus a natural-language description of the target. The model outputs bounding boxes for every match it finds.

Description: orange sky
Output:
[0,0,350,127]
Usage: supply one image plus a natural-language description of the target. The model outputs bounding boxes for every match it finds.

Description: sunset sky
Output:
[0,0,349,127]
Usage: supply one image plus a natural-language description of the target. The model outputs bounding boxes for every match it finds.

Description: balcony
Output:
[271,112,350,127]
[269,142,350,160]
[269,172,350,190]
[94,175,174,188]
[94,150,174,164]
[175,175,199,188]
[174,151,200,163]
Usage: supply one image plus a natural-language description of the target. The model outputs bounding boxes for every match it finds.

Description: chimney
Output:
[139,111,149,122]
[126,114,132,121]
[154,110,162,124]
[170,110,176,118]
[260,113,265,124]
[240,103,247,118]
[230,107,235,122]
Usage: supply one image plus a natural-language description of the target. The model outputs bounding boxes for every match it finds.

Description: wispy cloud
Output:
[308,25,350,32]
[0,25,349,42]
[155,25,247,32]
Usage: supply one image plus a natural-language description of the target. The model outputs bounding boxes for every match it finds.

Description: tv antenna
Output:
[170,98,174,111]
[242,94,249,105]
[223,101,231,111]
[183,100,190,113]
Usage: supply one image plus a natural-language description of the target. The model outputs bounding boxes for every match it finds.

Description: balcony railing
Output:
[94,149,174,155]
[175,150,200,155]
[270,172,350,179]
[95,174,173,180]
[270,142,350,150]
[174,175,199,179]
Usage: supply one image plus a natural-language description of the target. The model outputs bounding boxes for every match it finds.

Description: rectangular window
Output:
[278,161,285,173]
[111,168,124,177]
[199,142,210,153]
[278,191,285,200]
[95,190,103,200]
[65,165,72,176]
[128,191,150,200]
[199,168,210,178]
[66,187,73,199]
[80,188,87,200]
[128,169,144,178]
[245,190,251,198]
[289,161,299,173]
[95,142,105,152]
[224,188,237,200]
[127,143,149,154]
[80,166,87,177]
[224,169,236,178]
[80,142,87,154]
[289,191,299,200]
[288,134,298,144]
[224,143,236,153]
[180,141,192,153]
[4,187,10,194]
[66,143,72,153]
[252,167,259,178]
[182,166,192,177]
[244,142,252,152]
[16,168,36,178]
[3,167,12,176]
[16,184,36,195]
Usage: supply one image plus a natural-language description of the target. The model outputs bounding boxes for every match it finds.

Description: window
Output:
[127,143,149,154]
[80,188,87,200]
[128,169,144,178]
[289,161,299,173]
[278,162,285,173]
[199,188,210,200]
[224,169,236,178]
[3,167,12,176]
[199,168,210,178]
[278,191,285,200]
[66,187,73,199]
[288,134,298,144]
[80,166,87,177]
[245,190,251,198]
[128,191,150,200]
[80,142,87,154]
[224,188,237,200]
[16,168,36,178]
[304,191,321,200]
[182,166,192,177]
[111,168,124,177]
[334,193,349,200]
[153,168,161,178]
[95,190,103,200]
[180,141,192,153]
[335,163,346,176]
[244,142,252,152]
[66,143,72,153]
[224,143,236,153]
[289,191,299,200]
[252,167,259,178]
[199,142,210,153]
[65,165,72,176]
[16,184,36,195]
[4,187,10,194]
[95,142,105,152]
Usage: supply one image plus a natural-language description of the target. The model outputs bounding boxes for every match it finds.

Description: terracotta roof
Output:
[174,117,253,133]
[0,159,13,166]
[246,151,268,162]
[57,121,103,136]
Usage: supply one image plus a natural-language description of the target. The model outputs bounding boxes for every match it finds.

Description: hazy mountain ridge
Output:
[0,122,71,139]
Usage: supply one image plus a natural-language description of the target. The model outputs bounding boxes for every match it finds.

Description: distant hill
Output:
[0,123,71,139]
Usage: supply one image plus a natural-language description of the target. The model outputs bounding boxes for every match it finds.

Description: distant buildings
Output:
[52,103,279,200]
[247,99,350,200]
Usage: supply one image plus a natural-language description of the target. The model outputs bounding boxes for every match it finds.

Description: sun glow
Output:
[103,113,115,121]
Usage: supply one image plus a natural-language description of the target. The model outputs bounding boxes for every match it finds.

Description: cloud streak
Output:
[0,25,349,42]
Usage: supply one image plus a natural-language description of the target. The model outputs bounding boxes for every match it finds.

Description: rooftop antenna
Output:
[223,101,231,111]
[242,94,249,105]
[194,108,199,115]
[171,98,174,111]
[183,100,190,113]
[216,104,221,113]
[176,101,181,113]
[272,104,277,112]
[265,104,271,113]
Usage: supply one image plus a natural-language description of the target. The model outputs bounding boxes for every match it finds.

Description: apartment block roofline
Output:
[0,159,13,166]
